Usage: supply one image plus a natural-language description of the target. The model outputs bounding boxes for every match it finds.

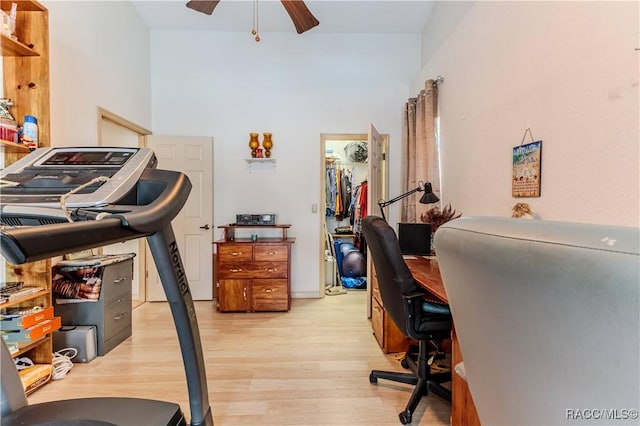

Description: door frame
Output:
[319,132,388,305]
[97,107,151,304]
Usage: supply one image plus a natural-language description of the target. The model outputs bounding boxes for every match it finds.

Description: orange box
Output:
[1,316,61,343]
[19,364,52,394]
[0,306,54,330]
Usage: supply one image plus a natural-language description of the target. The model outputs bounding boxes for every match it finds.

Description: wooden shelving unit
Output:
[1,138,31,154]
[1,0,53,395]
[218,224,291,241]
[2,0,50,149]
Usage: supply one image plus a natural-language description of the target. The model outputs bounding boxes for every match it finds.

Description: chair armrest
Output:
[402,290,429,323]
[402,289,431,301]
[403,289,451,315]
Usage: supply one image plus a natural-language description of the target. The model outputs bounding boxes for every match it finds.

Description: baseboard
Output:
[291,290,323,299]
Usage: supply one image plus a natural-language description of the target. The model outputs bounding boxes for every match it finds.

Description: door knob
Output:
[200,224,210,230]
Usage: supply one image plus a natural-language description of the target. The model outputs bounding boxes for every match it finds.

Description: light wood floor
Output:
[29,291,451,425]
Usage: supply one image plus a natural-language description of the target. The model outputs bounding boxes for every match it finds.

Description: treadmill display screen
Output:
[41,150,135,166]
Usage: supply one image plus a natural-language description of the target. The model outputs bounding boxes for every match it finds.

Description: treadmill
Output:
[0,147,214,426]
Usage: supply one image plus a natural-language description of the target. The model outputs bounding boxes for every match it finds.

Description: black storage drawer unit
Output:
[55,257,133,356]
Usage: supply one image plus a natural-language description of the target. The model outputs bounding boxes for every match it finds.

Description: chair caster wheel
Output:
[369,373,378,384]
[399,410,412,424]
[400,358,409,369]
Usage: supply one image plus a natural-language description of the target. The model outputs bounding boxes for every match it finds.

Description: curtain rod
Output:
[432,76,444,86]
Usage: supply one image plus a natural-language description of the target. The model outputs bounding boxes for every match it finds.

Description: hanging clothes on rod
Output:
[325,161,356,220]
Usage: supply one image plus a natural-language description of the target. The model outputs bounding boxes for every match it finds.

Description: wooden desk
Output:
[404,256,481,426]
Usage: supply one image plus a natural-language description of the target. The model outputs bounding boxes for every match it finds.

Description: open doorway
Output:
[319,130,388,309]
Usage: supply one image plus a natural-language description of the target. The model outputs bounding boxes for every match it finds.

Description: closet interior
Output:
[324,139,368,294]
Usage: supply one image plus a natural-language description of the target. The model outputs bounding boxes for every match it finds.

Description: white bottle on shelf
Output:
[22,115,38,150]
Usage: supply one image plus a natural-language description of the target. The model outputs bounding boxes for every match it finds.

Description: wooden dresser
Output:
[214,225,294,312]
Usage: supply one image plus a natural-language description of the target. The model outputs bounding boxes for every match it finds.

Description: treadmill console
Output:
[0,147,156,226]
[36,149,136,167]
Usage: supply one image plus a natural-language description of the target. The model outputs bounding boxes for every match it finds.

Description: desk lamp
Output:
[378,181,439,222]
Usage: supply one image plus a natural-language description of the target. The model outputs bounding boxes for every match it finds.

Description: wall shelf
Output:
[1,34,39,57]
[1,139,31,154]
[245,158,276,173]
[245,158,276,164]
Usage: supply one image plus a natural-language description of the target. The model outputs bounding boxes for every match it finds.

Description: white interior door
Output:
[367,123,387,316]
[146,135,213,301]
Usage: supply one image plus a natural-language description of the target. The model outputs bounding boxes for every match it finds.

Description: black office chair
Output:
[362,215,452,425]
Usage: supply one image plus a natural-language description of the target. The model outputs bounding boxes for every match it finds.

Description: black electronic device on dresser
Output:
[235,213,277,226]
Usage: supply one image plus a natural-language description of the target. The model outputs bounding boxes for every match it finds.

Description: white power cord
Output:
[51,347,78,380]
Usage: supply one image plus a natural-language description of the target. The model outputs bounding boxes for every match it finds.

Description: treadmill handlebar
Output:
[0,218,142,265]
[0,169,192,265]
[114,168,192,234]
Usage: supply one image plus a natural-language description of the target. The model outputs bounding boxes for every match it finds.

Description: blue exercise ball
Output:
[342,250,366,278]
[340,243,356,256]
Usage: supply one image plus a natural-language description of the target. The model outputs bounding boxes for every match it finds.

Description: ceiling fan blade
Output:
[280,0,319,34]
[186,0,221,16]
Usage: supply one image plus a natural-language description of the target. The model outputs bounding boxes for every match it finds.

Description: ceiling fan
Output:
[186,0,320,35]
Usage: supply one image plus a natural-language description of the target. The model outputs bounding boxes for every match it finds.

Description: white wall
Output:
[43,0,151,146]
[415,1,639,227]
[150,31,421,297]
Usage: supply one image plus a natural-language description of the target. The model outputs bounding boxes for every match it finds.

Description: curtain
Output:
[401,79,440,222]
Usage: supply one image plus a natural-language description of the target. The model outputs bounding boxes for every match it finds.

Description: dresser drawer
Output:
[217,244,253,262]
[103,293,131,341]
[102,260,133,302]
[218,262,288,279]
[252,279,288,311]
[254,245,289,262]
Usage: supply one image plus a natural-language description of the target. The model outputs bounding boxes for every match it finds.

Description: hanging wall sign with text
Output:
[512,140,542,198]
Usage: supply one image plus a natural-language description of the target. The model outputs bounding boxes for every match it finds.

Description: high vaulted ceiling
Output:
[132,1,435,34]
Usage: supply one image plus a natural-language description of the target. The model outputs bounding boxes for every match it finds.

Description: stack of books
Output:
[0,282,44,304]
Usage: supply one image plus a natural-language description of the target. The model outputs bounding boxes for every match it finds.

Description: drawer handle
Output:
[264,288,274,293]
[112,278,126,284]
[267,251,278,255]
[113,312,128,321]
[266,268,277,272]
[243,288,247,300]
[231,252,243,256]
[230,268,243,273]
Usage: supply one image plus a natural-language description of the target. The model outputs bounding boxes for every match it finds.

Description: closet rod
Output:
[326,161,367,166]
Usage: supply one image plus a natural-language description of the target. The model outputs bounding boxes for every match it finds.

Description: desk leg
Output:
[451,329,481,426]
